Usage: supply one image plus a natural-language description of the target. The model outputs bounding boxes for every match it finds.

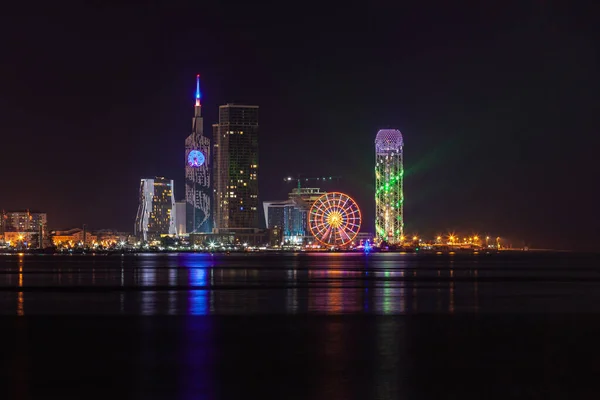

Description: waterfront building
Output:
[1,210,48,248]
[262,199,293,230]
[263,188,327,244]
[51,228,97,247]
[375,129,404,244]
[213,104,259,232]
[185,75,212,233]
[355,232,375,244]
[190,228,269,247]
[94,229,129,246]
[269,225,283,247]
[134,177,176,242]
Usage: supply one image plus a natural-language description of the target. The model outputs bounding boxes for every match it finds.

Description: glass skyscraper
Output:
[213,104,259,232]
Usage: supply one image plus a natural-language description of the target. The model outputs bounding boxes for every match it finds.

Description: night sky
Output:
[1,2,598,250]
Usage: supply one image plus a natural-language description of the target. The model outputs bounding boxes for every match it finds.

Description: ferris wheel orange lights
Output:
[308,192,361,247]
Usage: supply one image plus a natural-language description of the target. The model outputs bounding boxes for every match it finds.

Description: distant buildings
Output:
[185,75,212,234]
[213,104,259,233]
[134,177,176,242]
[51,228,129,248]
[1,210,48,248]
[375,129,404,244]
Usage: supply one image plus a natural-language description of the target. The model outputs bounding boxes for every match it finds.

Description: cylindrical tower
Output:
[375,129,404,244]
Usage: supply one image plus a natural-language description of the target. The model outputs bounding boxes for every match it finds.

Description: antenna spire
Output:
[195,74,201,106]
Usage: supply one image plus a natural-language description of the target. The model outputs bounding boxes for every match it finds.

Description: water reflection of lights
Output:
[18,254,24,316]
[449,266,455,313]
[168,267,177,315]
[286,269,298,313]
[141,267,156,315]
[412,270,418,312]
[376,270,406,314]
[183,255,212,315]
[189,268,209,315]
[474,268,479,312]
[307,269,365,313]
[176,254,213,315]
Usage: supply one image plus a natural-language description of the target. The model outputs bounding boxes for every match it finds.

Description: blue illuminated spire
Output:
[195,74,201,106]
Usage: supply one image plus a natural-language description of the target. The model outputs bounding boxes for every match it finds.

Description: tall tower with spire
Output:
[184,74,212,233]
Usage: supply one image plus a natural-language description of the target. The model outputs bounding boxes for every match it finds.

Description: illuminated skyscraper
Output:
[213,104,259,232]
[185,75,212,233]
[135,177,176,242]
[375,129,404,244]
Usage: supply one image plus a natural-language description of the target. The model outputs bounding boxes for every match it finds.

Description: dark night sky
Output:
[1,1,599,250]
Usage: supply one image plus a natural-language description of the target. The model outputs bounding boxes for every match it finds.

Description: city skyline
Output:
[1,3,598,250]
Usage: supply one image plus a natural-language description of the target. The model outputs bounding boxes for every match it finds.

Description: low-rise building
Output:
[52,228,97,247]
[190,228,270,248]
[94,229,129,246]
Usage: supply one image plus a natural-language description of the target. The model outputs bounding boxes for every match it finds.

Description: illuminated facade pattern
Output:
[185,75,212,233]
[308,192,361,247]
[375,129,404,244]
[213,104,259,232]
[135,177,176,242]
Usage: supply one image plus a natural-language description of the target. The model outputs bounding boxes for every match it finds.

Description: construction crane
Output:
[284,175,342,192]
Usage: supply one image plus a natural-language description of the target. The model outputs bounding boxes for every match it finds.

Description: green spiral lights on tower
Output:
[375,129,404,244]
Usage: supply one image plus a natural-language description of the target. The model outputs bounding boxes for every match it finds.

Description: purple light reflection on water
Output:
[182,254,211,316]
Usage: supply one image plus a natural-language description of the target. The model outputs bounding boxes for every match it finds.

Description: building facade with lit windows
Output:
[263,188,327,244]
[134,177,177,242]
[375,129,404,244]
[1,210,48,248]
[185,75,212,234]
[213,104,259,232]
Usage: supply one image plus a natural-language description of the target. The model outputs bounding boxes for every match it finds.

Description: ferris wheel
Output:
[308,192,362,247]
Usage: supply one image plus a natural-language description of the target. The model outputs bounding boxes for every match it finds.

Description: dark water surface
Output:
[1,252,600,398]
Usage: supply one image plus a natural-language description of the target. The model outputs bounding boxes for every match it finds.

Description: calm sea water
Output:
[1,252,600,398]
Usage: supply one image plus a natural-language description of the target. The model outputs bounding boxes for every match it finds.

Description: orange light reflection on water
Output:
[18,254,24,316]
